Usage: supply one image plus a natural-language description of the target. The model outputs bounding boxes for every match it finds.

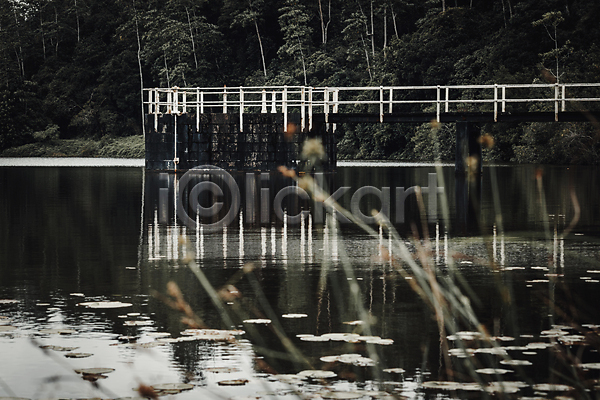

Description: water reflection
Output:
[1,164,600,399]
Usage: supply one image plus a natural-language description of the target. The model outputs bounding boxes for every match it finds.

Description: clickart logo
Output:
[175,165,444,232]
[177,166,241,233]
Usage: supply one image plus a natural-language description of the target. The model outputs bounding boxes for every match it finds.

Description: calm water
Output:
[0,159,599,399]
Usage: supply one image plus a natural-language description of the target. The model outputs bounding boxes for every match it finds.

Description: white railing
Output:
[144,83,600,132]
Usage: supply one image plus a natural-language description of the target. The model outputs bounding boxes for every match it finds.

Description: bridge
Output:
[143,83,600,171]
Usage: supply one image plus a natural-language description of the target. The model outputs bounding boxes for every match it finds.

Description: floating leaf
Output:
[146,332,170,338]
[342,320,364,326]
[217,379,249,386]
[39,329,76,335]
[282,313,307,319]
[474,347,508,355]
[500,359,532,366]
[298,370,337,379]
[526,342,554,350]
[422,381,463,390]
[205,367,240,373]
[579,363,600,370]
[0,300,19,304]
[123,320,153,326]
[75,368,115,375]
[65,353,93,358]
[485,381,526,393]
[70,293,85,297]
[180,329,244,341]
[151,383,194,391]
[299,335,329,342]
[532,383,574,392]
[447,331,484,341]
[39,345,79,352]
[558,335,586,345]
[383,368,405,374]
[78,301,133,309]
[243,319,271,324]
[448,348,475,358]
[475,368,512,375]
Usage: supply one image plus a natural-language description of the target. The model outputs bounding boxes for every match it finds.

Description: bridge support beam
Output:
[455,121,482,234]
[455,121,481,176]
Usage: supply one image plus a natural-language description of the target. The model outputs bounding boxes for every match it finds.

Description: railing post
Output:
[445,87,449,113]
[223,85,227,113]
[167,90,172,114]
[301,87,306,132]
[239,87,244,133]
[333,89,339,132]
[182,91,187,114]
[324,88,330,129]
[554,83,559,122]
[389,88,393,114]
[271,91,277,113]
[308,87,313,131]
[173,87,179,115]
[283,85,288,133]
[561,84,566,112]
[436,85,441,123]
[494,84,498,122]
[502,86,506,113]
[196,88,200,131]
[153,90,158,131]
[380,86,384,123]
[261,89,267,113]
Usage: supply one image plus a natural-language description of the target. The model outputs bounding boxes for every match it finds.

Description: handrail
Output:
[144,83,600,132]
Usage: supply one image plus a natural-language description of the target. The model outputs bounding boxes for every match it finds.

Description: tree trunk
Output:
[254,19,267,77]
[133,0,145,138]
[185,7,198,69]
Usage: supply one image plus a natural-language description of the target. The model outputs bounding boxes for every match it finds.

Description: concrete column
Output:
[455,121,482,235]
[455,121,481,176]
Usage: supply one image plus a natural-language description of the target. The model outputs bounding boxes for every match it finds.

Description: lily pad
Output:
[39,328,77,335]
[500,359,533,366]
[242,319,271,324]
[205,367,241,373]
[475,368,512,375]
[75,367,115,375]
[298,370,337,379]
[216,379,249,386]
[39,345,79,351]
[485,381,526,393]
[123,320,153,326]
[282,313,307,319]
[151,382,194,391]
[422,381,463,390]
[532,383,574,392]
[579,363,600,370]
[180,329,243,341]
[78,301,133,309]
[383,368,405,374]
[65,353,93,358]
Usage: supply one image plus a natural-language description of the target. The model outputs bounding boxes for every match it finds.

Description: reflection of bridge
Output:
[143,83,600,171]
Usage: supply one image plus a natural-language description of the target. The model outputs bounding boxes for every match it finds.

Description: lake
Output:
[0,158,599,399]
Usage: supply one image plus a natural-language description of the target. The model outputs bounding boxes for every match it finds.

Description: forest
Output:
[1,0,599,163]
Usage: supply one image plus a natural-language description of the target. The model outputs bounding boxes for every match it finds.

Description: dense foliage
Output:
[1,0,599,162]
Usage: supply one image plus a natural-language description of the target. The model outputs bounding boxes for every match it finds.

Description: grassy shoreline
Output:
[0,135,144,158]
